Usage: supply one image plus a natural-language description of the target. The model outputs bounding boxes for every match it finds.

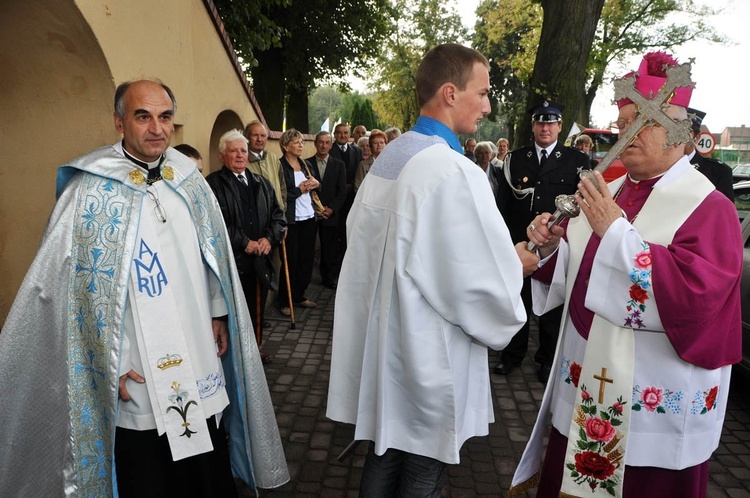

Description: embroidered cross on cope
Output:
[594,367,614,404]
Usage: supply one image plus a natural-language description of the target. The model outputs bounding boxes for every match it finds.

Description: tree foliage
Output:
[215,0,393,132]
[371,0,467,130]
[474,0,725,145]
[308,86,343,132]
[584,0,725,121]
[308,87,382,132]
[212,0,289,66]
[473,0,541,145]
[516,0,605,146]
[350,98,381,131]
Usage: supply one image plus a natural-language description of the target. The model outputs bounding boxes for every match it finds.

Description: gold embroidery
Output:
[157,353,184,370]
[129,170,145,185]
[162,166,175,181]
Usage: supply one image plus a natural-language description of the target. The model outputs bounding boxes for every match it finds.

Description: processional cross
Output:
[527,61,695,251]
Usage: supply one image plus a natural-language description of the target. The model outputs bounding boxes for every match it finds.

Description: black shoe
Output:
[537,364,552,383]
[494,362,519,375]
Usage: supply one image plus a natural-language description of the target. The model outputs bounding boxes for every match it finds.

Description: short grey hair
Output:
[357,136,369,148]
[474,141,495,157]
[384,127,401,142]
[219,129,248,153]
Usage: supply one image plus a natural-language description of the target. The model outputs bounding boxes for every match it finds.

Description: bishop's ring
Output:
[529,224,536,232]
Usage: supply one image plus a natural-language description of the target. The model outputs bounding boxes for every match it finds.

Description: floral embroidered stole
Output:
[560,169,713,497]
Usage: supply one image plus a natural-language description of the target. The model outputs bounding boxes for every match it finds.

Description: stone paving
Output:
[239,279,750,497]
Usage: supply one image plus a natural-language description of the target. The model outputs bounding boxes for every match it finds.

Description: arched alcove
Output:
[0,0,115,322]
[208,110,245,174]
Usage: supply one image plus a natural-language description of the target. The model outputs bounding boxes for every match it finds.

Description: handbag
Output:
[304,163,326,216]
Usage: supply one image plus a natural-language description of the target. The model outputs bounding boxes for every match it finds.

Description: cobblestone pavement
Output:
[238,280,750,497]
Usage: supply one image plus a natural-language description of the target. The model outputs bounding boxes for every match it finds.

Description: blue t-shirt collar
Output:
[411,116,463,154]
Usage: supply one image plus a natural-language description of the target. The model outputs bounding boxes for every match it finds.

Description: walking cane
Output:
[255,276,262,346]
[281,239,296,330]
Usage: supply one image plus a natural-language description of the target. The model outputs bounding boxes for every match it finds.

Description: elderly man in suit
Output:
[329,123,363,258]
[306,131,347,289]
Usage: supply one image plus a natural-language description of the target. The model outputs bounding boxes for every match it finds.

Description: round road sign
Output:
[695,131,716,155]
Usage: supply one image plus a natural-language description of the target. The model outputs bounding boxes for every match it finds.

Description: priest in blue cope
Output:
[0,79,288,497]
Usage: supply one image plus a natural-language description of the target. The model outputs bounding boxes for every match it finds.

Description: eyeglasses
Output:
[616,115,661,132]
[146,187,167,223]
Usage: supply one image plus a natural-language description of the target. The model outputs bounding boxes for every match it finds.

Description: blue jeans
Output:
[359,442,447,497]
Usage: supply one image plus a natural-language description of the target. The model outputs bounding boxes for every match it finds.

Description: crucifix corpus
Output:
[527,60,695,251]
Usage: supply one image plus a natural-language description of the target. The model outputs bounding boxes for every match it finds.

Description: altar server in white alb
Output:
[327,43,538,496]
[509,52,742,498]
[0,79,288,497]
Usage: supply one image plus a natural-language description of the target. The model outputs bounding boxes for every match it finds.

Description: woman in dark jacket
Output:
[277,128,321,315]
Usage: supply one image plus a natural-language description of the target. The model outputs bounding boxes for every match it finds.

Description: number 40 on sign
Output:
[695,131,716,155]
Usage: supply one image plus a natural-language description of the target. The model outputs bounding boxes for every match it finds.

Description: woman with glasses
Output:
[278,129,320,316]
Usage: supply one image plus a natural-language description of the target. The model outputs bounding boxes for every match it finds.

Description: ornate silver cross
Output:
[526,60,695,251]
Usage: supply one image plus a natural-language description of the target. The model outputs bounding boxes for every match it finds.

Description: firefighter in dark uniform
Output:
[685,108,733,201]
[495,100,591,382]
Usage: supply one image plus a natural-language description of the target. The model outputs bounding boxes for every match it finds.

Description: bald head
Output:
[113,80,176,162]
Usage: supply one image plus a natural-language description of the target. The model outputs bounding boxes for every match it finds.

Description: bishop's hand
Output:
[576,171,622,238]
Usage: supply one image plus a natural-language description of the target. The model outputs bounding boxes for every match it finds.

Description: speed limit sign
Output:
[695,131,716,155]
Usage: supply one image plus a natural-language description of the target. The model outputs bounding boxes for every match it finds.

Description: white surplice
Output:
[327,131,527,464]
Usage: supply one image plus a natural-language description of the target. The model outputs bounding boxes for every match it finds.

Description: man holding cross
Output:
[508,52,742,498]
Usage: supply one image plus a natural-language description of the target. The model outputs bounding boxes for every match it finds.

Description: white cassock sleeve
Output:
[404,165,526,350]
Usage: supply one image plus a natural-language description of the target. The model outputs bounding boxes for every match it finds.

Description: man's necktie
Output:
[238,174,247,186]
[539,149,548,168]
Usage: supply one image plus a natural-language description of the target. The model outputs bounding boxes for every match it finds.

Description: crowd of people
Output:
[0,43,741,498]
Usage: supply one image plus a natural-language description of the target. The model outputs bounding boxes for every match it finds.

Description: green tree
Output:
[308,86,343,132]
[212,0,289,67]
[216,0,393,132]
[350,98,381,130]
[583,0,725,122]
[371,0,467,130]
[516,0,606,146]
[474,0,725,146]
[473,0,541,146]
[350,101,363,129]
